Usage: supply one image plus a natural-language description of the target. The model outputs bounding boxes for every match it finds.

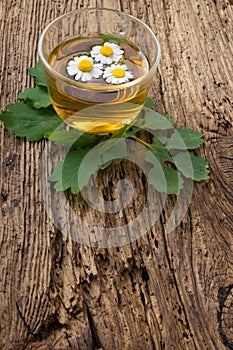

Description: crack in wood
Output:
[15,299,35,336]
[218,285,233,349]
[85,301,102,349]
[159,213,198,349]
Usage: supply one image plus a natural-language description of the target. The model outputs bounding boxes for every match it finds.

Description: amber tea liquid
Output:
[48,35,150,133]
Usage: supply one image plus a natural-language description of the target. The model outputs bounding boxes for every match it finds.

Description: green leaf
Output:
[144,97,155,108]
[174,152,209,181]
[47,129,108,150]
[146,150,183,194]
[18,86,51,108]
[100,138,127,164]
[145,139,183,194]
[46,129,84,148]
[146,137,174,164]
[138,109,174,131]
[49,149,91,193]
[0,103,61,141]
[28,61,47,87]
[165,128,204,150]
[100,160,113,170]
[110,123,139,139]
[164,114,174,125]
[72,132,108,150]
[49,138,127,193]
[78,138,127,190]
[48,159,64,190]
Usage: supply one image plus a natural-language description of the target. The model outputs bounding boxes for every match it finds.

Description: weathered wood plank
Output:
[0,0,232,349]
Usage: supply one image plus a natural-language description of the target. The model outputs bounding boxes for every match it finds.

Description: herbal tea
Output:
[47,35,150,133]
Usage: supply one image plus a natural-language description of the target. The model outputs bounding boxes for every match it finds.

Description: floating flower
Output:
[91,42,124,65]
[67,56,103,82]
[103,64,134,85]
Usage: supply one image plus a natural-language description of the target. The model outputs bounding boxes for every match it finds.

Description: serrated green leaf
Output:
[146,151,183,194]
[100,157,123,170]
[146,137,174,164]
[48,159,65,191]
[139,109,174,131]
[72,132,108,150]
[49,138,127,193]
[148,166,183,194]
[49,149,91,193]
[18,86,51,108]
[46,129,84,148]
[28,61,47,87]
[174,152,209,181]
[144,97,155,108]
[156,135,169,144]
[78,138,127,189]
[100,160,113,170]
[0,103,61,141]
[110,123,139,139]
[145,138,184,194]
[47,129,108,150]
[165,128,204,150]
[99,138,127,164]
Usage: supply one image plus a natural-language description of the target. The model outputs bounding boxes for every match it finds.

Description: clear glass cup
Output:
[38,8,161,133]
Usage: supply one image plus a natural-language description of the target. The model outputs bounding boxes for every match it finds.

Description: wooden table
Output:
[1,0,232,349]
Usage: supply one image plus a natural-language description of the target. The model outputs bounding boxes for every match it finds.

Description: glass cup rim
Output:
[38,7,161,91]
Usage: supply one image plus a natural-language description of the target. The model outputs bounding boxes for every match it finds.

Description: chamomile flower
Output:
[91,42,124,65]
[67,55,103,82]
[103,64,134,85]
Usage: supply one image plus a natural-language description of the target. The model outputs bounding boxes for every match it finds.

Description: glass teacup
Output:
[38,8,161,133]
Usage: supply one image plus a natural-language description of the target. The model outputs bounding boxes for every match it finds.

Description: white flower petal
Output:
[112,78,120,84]
[83,55,92,61]
[106,57,113,64]
[106,43,119,50]
[119,77,126,84]
[105,66,112,72]
[68,60,78,66]
[91,46,102,53]
[115,48,124,55]
[92,67,103,78]
[94,63,103,69]
[125,71,134,79]
[92,54,101,62]
[74,71,82,80]
[67,67,78,75]
[111,54,122,63]
[67,61,78,68]
[103,71,112,79]
[106,76,114,84]
[73,56,81,63]
[98,56,110,64]
[81,72,93,81]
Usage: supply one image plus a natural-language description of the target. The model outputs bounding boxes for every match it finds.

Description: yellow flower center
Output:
[78,59,93,72]
[100,45,114,57]
[112,68,125,78]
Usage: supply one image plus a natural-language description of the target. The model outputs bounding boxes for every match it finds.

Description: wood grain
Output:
[0,0,232,349]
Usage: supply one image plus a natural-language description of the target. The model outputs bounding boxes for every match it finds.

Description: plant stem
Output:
[131,136,152,150]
